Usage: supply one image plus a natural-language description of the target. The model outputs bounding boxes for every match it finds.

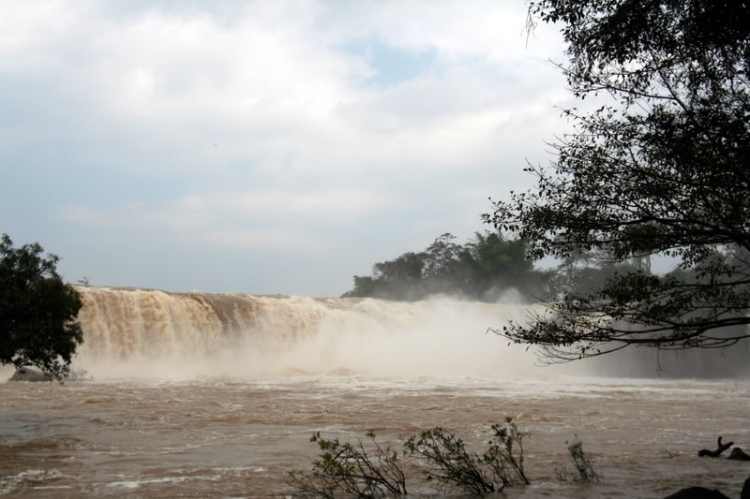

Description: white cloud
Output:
[57,186,399,254]
[173,189,399,218]
[200,229,322,251]
[59,207,107,225]
[2,0,573,294]
[0,0,89,74]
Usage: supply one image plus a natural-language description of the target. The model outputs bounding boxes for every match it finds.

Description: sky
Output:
[0,0,572,297]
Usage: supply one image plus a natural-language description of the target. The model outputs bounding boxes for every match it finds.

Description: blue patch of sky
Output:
[342,38,436,87]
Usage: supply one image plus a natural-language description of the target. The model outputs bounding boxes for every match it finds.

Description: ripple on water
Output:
[0,376,748,498]
[0,469,64,495]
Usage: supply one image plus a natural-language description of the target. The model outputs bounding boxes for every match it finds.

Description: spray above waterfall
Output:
[74,287,558,379]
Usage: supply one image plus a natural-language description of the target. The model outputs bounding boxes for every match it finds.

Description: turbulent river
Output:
[1,288,748,498]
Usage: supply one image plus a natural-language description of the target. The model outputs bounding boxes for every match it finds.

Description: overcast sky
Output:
[0,0,572,296]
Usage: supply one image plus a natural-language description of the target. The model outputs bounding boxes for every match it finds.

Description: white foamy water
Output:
[74,287,561,379]
[1,288,748,498]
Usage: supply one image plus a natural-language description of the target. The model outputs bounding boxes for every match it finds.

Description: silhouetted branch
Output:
[698,437,733,458]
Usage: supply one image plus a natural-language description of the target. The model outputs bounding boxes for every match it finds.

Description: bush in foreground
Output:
[288,431,407,498]
[555,436,600,483]
[289,419,531,498]
[404,418,529,495]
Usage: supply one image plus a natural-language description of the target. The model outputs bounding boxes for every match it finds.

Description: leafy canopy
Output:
[0,234,83,379]
[486,0,750,361]
[343,232,553,301]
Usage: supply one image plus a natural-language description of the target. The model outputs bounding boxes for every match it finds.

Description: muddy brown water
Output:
[2,375,749,498]
[1,289,748,498]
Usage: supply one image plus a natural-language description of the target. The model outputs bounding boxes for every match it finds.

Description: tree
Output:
[464,231,553,299]
[486,0,750,361]
[554,248,642,298]
[342,232,554,301]
[422,233,469,294]
[0,234,83,379]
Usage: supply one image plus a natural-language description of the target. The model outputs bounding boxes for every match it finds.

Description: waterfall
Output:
[74,287,748,379]
[73,287,542,378]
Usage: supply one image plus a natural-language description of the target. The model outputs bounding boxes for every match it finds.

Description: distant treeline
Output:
[342,232,652,302]
[342,232,546,301]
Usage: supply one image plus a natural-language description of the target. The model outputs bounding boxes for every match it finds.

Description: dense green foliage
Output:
[343,232,554,301]
[487,0,750,360]
[0,234,83,379]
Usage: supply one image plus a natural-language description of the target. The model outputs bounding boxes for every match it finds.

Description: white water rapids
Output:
[0,287,748,498]
[73,287,555,379]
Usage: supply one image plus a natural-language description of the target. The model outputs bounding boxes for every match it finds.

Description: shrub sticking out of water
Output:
[484,418,531,487]
[403,418,530,495]
[288,421,531,498]
[287,431,407,498]
[403,427,494,495]
[555,436,601,483]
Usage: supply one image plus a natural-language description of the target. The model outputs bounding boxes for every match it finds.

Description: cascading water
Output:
[74,287,750,379]
[74,286,552,379]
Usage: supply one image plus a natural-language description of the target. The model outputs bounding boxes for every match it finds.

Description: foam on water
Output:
[0,470,64,495]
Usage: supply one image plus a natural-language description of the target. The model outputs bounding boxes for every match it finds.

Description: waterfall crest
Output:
[74,287,541,378]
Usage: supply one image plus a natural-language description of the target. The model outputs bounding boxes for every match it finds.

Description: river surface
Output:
[1,374,749,498]
[1,289,749,497]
